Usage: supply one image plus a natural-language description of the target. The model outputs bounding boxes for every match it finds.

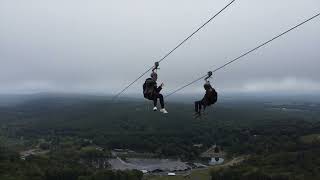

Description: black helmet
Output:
[151,72,158,79]
[204,82,211,90]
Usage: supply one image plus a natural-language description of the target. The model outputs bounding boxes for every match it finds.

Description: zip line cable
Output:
[112,0,236,100]
[165,13,320,98]
[157,0,235,64]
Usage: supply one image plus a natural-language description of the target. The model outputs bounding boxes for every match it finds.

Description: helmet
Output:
[151,72,158,79]
[204,81,211,90]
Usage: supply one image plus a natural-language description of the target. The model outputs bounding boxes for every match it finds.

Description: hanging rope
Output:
[112,0,236,100]
[165,13,320,98]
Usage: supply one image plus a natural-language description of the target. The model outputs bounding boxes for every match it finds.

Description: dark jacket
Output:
[203,86,217,106]
[143,78,162,99]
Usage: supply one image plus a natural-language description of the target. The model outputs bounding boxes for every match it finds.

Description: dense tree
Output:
[0,96,319,180]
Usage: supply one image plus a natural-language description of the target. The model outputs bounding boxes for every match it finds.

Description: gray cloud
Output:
[234,77,320,93]
[0,0,319,95]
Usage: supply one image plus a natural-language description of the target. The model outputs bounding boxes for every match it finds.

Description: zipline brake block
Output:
[152,62,160,72]
[205,71,213,81]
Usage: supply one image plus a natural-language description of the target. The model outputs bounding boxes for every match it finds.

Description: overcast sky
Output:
[0,0,319,96]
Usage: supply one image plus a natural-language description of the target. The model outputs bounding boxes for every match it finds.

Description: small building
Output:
[209,157,224,165]
[141,170,148,174]
[193,144,203,148]
[83,139,93,144]
[201,145,225,165]
[201,145,225,158]
[95,146,105,151]
[168,173,176,176]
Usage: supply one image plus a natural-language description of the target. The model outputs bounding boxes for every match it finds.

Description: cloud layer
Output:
[0,0,319,95]
[241,77,320,93]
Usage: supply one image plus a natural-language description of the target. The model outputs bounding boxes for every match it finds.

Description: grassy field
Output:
[300,134,320,144]
[146,157,246,180]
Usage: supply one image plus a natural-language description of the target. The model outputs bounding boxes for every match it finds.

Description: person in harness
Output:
[194,71,217,117]
[143,62,168,114]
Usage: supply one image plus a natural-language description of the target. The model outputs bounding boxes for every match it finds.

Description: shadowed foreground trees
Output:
[210,148,320,180]
[0,145,143,180]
